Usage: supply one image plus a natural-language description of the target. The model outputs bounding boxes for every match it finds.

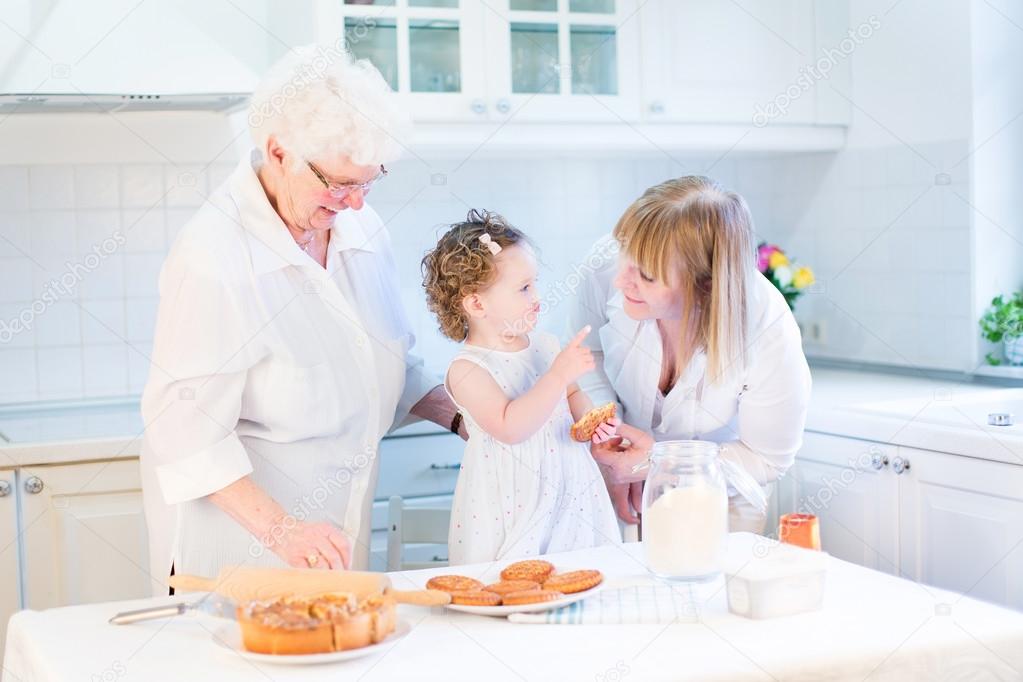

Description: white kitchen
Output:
[1,0,1023,679]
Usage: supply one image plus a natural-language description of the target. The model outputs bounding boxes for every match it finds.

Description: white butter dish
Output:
[724,541,827,619]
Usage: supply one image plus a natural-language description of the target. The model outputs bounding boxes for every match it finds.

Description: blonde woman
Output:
[570,176,812,532]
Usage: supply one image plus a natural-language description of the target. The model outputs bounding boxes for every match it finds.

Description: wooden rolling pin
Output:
[169,566,450,606]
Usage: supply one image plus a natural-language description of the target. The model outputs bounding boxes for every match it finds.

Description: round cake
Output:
[236,591,396,655]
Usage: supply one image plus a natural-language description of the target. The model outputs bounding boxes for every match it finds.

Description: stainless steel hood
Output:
[0,0,262,113]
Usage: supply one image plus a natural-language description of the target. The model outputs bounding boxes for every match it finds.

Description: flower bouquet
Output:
[757,243,815,311]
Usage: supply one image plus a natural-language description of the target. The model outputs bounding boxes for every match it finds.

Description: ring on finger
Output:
[305,553,320,567]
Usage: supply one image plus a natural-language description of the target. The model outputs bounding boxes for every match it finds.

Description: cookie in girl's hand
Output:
[570,403,618,442]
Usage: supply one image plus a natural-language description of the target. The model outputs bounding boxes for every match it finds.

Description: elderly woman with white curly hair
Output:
[139,46,462,590]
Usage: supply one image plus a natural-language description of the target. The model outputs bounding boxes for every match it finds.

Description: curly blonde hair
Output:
[422,209,531,341]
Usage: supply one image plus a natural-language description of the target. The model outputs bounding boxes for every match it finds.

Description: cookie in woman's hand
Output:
[570,403,618,442]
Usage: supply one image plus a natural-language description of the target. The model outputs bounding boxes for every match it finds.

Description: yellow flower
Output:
[793,266,815,289]
[768,251,789,269]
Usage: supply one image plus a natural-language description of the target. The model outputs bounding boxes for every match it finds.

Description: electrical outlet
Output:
[799,319,827,345]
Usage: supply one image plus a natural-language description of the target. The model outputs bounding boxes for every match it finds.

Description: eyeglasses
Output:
[307,162,387,199]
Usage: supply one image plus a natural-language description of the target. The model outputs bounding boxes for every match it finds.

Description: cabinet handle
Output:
[892,457,911,475]
[429,463,461,471]
[649,100,666,114]
[870,451,889,470]
[24,476,44,494]
[495,98,511,114]
[0,480,10,497]
[471,98,487,114]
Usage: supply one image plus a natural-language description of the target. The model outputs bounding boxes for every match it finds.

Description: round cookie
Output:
[500,560,555,582]
[448,590,502,606]
[426,575,484,593]
[543,569,603,594]
[501,589,565,606]
[484,580,541,596]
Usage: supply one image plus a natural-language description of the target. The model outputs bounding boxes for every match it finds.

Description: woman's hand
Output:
[550,326,595,386]
[591,416,622,444]
[267,519,352,570]
[590,422,655,485]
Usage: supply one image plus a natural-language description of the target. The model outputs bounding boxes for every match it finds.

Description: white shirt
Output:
[568,235,812,486]
[139,153,437,593]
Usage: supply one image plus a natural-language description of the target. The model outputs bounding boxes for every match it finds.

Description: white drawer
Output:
[375,432,464,500]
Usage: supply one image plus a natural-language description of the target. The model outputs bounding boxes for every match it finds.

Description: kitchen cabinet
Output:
[638,0,851,125]
[19,460,151,610]
[299,0,641,123]
[264,0,848,152]
[899,446,1023,611]
[785,432,899,573]
[788,432,1023,610]
[0,469,19,669]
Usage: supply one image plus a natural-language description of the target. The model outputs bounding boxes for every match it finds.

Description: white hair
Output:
[247,44,407,169]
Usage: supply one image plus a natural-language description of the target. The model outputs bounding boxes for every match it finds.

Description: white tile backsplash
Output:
[36,346,83,397]
[0,348,36,401]
[120,165,166,208]
[122,208,166,253]
[74,165,121,209]
[81,300,127,345]
[0,144,981,403]
[83,344,129,396]
[33,301,81,347]
[749,142,975,371]
[29,166,75,210]
[0,167,30,212]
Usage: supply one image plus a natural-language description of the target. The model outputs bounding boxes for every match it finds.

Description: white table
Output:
[4,533,1023,681]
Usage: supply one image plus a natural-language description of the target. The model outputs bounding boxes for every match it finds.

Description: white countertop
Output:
[4,534,1022,681]
[1,366,1020,468]
[0,398,452,468]
[806,367,1023,465]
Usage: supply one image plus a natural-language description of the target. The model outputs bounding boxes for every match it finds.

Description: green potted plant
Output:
[979,291,1023,366]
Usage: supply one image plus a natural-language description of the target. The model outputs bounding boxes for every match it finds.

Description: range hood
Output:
[0,0,261,113]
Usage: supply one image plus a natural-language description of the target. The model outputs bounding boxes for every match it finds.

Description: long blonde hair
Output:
[613,176,756,384]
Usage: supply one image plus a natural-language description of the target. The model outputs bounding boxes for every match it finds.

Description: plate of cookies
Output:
[425,560,604,616]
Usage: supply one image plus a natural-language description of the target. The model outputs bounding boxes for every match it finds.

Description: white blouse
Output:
[568,235,812,486]
[139,153,437,593]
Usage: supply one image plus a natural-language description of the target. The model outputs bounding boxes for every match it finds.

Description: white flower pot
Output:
[1005,336,1023,366]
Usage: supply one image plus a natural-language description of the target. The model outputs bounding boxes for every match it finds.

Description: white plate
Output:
[445,583,604,616]
[211,620,411,665]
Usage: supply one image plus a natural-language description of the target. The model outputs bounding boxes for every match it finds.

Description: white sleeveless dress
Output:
[444,331,621,565]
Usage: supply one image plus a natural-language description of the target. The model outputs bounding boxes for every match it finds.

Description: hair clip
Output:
[479,233,502,256]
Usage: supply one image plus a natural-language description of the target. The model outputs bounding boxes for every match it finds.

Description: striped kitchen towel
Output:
[507,582,706,624]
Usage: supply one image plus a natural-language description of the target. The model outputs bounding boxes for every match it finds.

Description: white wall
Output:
[0,0,1010,401]
[970,0,1023,363]
[0,112,737,403]
[745,0,977,372]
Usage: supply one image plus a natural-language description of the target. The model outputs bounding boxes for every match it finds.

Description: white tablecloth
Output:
[4,533,1023,681]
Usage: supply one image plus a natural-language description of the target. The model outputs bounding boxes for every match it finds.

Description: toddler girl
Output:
[422,209,621,565]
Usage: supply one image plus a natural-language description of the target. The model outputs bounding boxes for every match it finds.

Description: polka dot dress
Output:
[444,332,621,566]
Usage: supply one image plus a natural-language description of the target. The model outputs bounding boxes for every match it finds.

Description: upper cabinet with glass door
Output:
[484,0,641,122]
[305,0,489,122]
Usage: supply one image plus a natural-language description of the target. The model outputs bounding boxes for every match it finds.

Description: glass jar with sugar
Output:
[641,440,764,581]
